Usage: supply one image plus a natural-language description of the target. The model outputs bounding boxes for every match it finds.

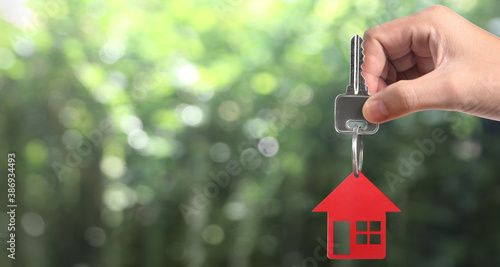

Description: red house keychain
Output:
[313,35,400,259]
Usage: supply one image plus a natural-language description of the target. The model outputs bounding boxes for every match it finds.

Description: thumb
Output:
[362,71,456,123]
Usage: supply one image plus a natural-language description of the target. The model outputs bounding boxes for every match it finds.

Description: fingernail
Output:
[364,99,389,122]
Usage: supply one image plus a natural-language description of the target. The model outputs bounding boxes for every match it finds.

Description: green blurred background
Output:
[1,0,500,266]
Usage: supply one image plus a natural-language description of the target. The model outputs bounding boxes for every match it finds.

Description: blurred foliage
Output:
[1,0,500,266]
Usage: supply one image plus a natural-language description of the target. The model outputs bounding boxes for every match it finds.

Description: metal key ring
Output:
[352,125,363,177]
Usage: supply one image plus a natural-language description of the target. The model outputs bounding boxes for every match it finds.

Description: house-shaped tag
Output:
[313,172,400,259]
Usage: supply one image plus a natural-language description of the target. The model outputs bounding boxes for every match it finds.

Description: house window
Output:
[356,221,381,245]
[333,221,350,255]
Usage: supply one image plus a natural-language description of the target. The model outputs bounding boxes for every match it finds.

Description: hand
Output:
[361,5,500,123]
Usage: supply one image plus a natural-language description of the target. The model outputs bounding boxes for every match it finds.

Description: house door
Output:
[333,221,350,255]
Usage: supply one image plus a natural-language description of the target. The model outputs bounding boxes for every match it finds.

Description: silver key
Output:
[334,34,379,134]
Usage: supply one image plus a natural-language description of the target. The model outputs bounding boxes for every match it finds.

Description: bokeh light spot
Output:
[218,101,240,122]
[100,156,127,179]
[202,225,225,245]
[92,82,124,103]
[244,118,269,139]
[193,83,215,101]
[258,136,279,157]
[223,202,247,221]
[210,142,231,163]
[291,84,314,105]
[11,34,35,57]
[99,38,125,64]
[175,63,199,86]
[177,104,204,126]
[62,130,83,149]
[128,129,149,149]
[452,141,482,161]
[120,115,143,134]
[142,136,176,158]
[25,139,47,166]
[251,72,277,95]
[21,212,46,237]
[103,183,137,211]
[75,63,105,89]
[84,227,106,247]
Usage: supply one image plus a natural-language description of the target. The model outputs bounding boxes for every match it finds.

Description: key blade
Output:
[348,34,368,96]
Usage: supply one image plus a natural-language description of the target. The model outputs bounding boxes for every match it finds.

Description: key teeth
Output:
[358,35,367,88]
[352,35,365,70]
[358,35,365,68]
[349,34,368,94]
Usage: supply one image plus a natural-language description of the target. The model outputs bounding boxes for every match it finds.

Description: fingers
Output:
[362,31,388,94]
[389,52,416,72]
[362,8,438,94]
[362,70,458,123]
[360,5,500,123]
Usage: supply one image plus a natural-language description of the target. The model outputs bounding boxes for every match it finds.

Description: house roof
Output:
[313,172,400,215]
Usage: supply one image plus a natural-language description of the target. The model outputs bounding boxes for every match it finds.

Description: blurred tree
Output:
[0,0,499,267]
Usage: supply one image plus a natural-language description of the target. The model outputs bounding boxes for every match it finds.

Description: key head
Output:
[334,94,379,134]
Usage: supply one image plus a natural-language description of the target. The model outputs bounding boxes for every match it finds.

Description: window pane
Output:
[370,234,381,244]
[357,234,367,244]
[356,221,367,231]
[370,221,381,231]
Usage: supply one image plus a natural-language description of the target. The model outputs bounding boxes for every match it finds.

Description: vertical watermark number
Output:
[6,153,16,260]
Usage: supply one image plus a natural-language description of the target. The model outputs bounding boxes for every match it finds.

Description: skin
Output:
[361,5,500,123]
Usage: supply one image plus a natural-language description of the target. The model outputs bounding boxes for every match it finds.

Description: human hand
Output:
[361,5,500,123]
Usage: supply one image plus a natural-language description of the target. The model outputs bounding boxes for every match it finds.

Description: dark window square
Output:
[357,234,367,244]
[370,234,381,244]
[356,221,367,231]
[370,221,381,231]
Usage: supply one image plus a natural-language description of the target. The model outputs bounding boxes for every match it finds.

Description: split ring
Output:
[351,125,363,177]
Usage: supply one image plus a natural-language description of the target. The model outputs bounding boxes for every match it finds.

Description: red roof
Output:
[313,172,400,217]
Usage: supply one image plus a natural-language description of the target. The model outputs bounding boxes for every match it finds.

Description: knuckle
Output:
[364,23,387,41]
[424,5,451,15]
[413,5,449,26]
[363,26,378,40]
[443,73,460,99]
